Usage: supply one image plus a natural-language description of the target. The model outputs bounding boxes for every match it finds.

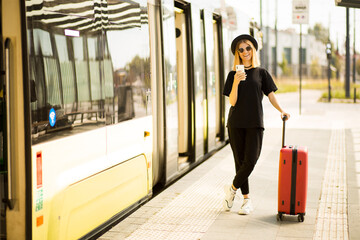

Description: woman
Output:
[223,34,290,215]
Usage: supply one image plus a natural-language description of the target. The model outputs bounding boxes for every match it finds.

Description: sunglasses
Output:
[238,46,252,53]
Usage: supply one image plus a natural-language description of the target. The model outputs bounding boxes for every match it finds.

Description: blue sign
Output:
[49,108,56,127]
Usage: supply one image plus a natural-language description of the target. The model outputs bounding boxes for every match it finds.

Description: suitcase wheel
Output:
[276,213,283,221]
[298,213,305,222]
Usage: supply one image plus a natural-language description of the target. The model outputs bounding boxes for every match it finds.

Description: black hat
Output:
[231,34,258,55]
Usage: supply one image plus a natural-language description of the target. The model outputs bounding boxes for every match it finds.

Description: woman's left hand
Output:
[281,112,290,121]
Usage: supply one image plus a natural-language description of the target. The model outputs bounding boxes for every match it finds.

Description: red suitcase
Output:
[277,117,308,222]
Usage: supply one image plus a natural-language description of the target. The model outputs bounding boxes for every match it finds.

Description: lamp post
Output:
[345,7,350,98]
[326,42,332,102]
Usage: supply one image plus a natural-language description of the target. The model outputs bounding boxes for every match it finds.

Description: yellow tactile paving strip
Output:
[313,123,348,239]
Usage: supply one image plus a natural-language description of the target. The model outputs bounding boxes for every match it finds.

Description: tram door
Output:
[0,38,10,240]
[160,0,181,182]
[0,38,6,239]
[175,3,193,169]
[202,11,224,152]
[1,0,28,239]
[192,7,206,161]
[0,34,6,237]
[213,15,225,144]
[202,10,216,153]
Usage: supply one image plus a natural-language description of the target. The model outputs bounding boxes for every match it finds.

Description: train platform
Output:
[99,90,360,240]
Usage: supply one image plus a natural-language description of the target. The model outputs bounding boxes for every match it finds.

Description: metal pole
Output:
[265,0,269,70]
[328,55,331,102]
[299,24,302,115]
[265,26,269,70]
[354,88,356,103]
[345,7,350,98]
[260,0,264,66]
[353,9,356,84]
[274,0,278,77]
[260,0,262,33]
[328,16,331,102]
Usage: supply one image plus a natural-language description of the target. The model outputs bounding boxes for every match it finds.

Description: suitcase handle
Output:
[282,116,287,148]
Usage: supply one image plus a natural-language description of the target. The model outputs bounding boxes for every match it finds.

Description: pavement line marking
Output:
[313,123,348,240]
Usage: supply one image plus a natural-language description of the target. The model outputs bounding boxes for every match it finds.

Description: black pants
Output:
[228,127,264,195]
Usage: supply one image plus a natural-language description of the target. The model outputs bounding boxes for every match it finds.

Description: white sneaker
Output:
[223,185,236,211]
[238,198,253,215]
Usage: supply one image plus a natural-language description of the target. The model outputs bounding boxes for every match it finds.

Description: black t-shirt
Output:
[223,67,278,129]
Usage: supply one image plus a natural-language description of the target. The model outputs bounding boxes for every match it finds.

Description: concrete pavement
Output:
[99,90,360,240]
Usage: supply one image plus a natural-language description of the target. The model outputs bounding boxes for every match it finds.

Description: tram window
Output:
[105,0,150,123]
[27,0,150,143]
[28,10,105,143]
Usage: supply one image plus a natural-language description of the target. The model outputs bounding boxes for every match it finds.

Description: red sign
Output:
[36,152,42,189]
[36,215,43,227]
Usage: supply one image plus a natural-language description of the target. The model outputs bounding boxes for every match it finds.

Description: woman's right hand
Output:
[234,71,246,84]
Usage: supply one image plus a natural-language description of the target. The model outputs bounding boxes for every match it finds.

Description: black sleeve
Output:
[223,71,236,96]
[261,68,278,96]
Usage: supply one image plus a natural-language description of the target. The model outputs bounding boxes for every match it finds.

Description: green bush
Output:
[320,87,360,101]
[310,58,322,78]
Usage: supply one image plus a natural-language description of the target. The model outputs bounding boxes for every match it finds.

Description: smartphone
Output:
[236,65,244,72]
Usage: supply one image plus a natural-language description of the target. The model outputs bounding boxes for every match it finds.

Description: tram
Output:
[0,0,261,239]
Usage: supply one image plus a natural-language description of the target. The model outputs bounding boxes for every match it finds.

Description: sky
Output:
[228,0,360,54]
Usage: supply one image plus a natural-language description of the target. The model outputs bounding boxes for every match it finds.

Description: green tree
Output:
[126,55,151,88]
[308,23,329,44]
[278,53,292,77]
[356,58,360,76]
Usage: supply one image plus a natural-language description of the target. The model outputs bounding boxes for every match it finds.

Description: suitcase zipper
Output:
[290,146,298,215]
